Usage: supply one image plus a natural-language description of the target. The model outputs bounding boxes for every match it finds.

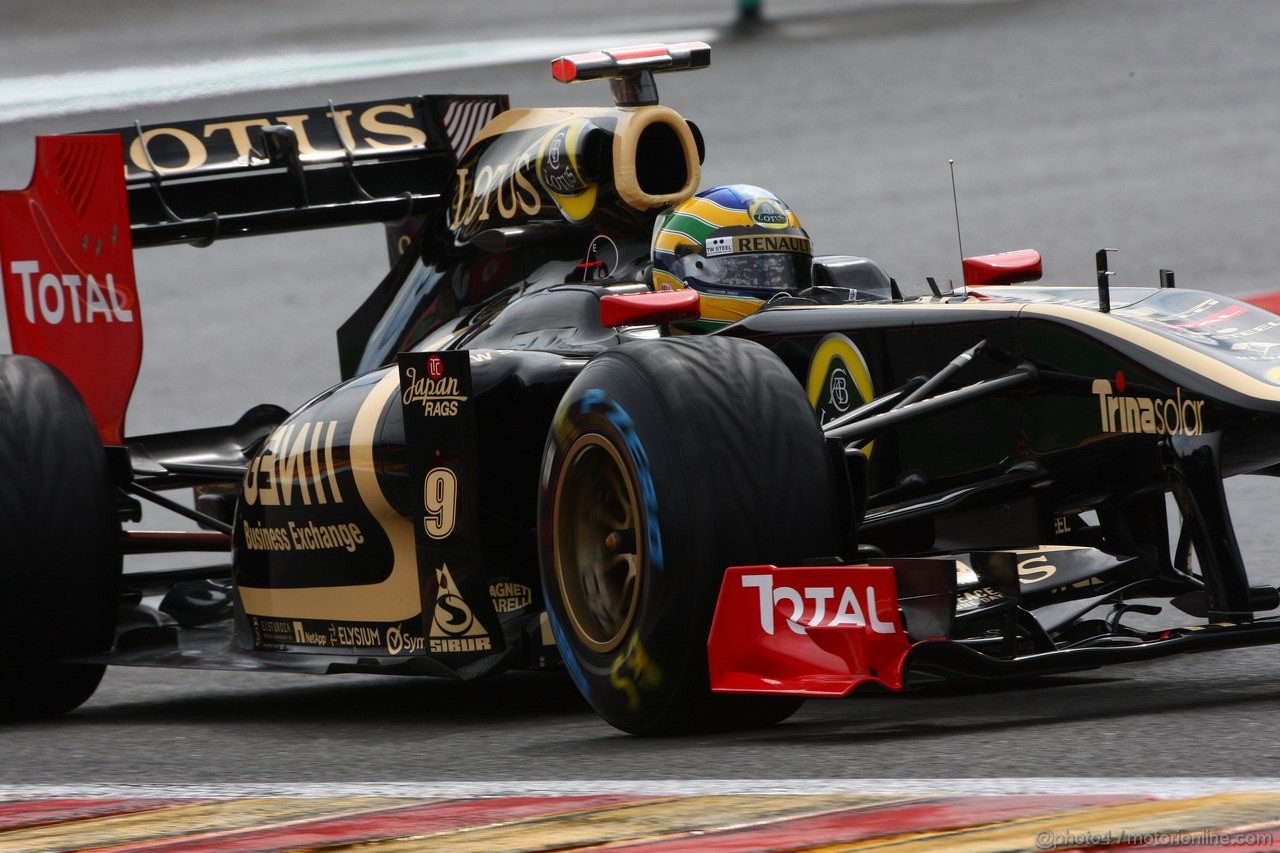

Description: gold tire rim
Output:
[552,433,643,654]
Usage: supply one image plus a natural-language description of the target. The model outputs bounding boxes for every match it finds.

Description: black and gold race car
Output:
[5,43,1280,735]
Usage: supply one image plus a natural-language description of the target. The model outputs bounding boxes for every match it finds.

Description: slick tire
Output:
[0,355,120,721]
[539,337,843,735]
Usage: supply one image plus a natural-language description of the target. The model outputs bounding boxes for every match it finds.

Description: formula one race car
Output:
[5,43,1280,735]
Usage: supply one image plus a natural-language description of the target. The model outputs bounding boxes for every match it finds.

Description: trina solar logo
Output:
[1092,377,1205,436]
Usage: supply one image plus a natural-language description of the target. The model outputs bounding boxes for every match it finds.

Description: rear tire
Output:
[539,337,843,735]
[0,355,120,721]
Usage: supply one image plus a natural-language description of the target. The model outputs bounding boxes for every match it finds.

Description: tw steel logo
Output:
[740,573,897,636]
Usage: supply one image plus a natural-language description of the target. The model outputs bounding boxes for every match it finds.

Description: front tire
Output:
[0,356,120,721]
[539,337,843,735]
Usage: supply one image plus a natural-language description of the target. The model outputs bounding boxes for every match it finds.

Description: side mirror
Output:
[962,249,1042,286]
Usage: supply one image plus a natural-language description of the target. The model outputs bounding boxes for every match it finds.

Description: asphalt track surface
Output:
[2,0,1280,786]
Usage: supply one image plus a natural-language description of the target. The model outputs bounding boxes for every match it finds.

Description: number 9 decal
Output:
[424,467,458,539]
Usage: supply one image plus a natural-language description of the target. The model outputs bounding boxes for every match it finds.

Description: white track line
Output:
[0,779,1277,799]
[0,29,714,124]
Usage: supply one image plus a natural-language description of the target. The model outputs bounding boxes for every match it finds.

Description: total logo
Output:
[740,573,897,636]
[1092,373,1205,437]
[9,260,135,325]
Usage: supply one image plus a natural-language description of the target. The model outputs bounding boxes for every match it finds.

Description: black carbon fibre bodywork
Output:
[20,61,1280,703]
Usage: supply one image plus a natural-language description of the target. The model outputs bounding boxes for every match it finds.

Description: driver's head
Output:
[652,184,813,329]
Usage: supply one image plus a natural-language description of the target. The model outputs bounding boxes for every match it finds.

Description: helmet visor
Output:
[678,251,813,297]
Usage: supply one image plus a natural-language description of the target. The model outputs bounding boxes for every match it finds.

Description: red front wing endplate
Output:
[707,565,915,697]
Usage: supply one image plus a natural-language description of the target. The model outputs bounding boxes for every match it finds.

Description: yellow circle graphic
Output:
[806,333,875,456]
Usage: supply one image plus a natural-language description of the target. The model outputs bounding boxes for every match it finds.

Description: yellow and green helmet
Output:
[652,184,813,329]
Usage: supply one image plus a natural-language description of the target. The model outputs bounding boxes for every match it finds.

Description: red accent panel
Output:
[0,134,142,444]
[599,289,700,328]
[0,798,190,831]
[92,795,644,853]
[609,45,669,61]
[1245,292,1280,315]
[962,249,1042,286]
[707,565,912,697]
[604,795,1147,852]
[551,58,578,83]
[1171,304,1248,329]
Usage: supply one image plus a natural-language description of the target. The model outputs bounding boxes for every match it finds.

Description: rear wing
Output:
[1,94,505,444]
[95,94,507,249]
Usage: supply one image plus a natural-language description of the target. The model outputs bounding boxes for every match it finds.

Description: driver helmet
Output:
[652,184,813,329]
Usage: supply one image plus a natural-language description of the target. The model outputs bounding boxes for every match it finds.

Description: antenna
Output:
[949,159,965,270]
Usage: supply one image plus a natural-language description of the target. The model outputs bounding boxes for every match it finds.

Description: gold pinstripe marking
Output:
[0,797,415,853]
[237,368,421,622]
[466,106,618,148]
[801,793,1280,852]
[697,291,766,324]
[1020,300,1280,401]
[855,297,1280,402]
[338,794,900,853]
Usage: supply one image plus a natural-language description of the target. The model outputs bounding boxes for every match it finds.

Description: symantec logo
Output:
[740,572,898,636]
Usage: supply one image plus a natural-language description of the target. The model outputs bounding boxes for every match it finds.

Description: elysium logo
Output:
[1092,379,1205,436]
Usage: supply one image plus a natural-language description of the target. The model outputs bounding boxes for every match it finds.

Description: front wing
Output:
[707,563,1280,696]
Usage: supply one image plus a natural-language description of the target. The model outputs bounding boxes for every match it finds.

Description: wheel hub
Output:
[553,434,644,653]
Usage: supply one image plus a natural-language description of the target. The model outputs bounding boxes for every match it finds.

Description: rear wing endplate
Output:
[1,95,505,443]
[0,135,141,444]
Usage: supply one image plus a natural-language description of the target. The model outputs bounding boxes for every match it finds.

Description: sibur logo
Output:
[429,564,492,654]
